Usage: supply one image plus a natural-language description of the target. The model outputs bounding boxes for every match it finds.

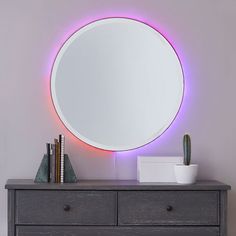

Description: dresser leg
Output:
[8,190,15,236]
[220,191,228,236]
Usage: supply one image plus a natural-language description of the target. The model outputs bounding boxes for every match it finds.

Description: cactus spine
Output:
[183,134,191,165]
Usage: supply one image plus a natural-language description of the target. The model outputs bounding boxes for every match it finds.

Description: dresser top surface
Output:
[5,179,231,190]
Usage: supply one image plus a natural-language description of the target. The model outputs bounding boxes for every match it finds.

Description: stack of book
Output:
[46,134,65,183]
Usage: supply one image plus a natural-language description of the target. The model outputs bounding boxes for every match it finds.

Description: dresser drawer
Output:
[16,190,117,225]
[118,191,219,225]
[16,226,219,236]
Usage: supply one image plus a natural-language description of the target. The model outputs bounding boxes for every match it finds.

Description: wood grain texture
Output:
[15,190,117,225]
[16,226,219,236]
[5,179,231,190]
[118,191,219,225]
[6,179,230,236]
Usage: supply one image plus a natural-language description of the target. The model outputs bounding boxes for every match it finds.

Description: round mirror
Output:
[51,18,184,151]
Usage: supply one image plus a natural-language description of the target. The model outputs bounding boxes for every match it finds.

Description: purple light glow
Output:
[45,14,189,156]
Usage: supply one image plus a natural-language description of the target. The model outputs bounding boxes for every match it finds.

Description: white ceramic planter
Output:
[174,164,198,184]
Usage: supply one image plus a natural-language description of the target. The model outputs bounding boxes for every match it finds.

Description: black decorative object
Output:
[35,154,77,183]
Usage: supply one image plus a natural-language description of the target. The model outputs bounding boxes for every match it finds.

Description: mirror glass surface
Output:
[51,18,184,151]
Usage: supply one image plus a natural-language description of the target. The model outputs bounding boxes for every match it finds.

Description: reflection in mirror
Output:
[51,18,184,151]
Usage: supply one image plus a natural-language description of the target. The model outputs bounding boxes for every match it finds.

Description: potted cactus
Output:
[174,134,198,184]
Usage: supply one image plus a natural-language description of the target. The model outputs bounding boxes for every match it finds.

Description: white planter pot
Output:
[174,164,198,184]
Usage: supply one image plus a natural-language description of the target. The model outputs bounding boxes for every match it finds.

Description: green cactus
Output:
[183,134,191,165]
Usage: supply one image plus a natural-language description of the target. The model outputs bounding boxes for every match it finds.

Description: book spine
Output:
[59,134,65,183]
[50,144,56,183]
[54,139,60,183]
[54,139,57,183]
[46,143,50,182]
[57,140,61,183]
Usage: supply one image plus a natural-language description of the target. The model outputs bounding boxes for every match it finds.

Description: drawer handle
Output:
[166,205,173,212]
[63,204,71,212]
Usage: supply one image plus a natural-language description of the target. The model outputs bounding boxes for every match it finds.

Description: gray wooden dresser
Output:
[5,179,231,236]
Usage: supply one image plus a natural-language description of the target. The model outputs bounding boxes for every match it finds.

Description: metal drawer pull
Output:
[166,205,173,212]
[63,204,71,211]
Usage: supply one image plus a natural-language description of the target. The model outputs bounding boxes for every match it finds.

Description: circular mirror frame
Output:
[50,17,185,151]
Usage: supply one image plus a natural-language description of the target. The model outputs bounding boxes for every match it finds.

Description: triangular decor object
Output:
[34,154,49,183]
[64,154,78,183]
[34,154,77,183]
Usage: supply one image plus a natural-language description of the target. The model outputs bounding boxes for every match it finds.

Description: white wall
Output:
[1,0,236,235]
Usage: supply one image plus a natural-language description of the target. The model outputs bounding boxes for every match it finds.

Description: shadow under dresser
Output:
[5,179,231,236]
